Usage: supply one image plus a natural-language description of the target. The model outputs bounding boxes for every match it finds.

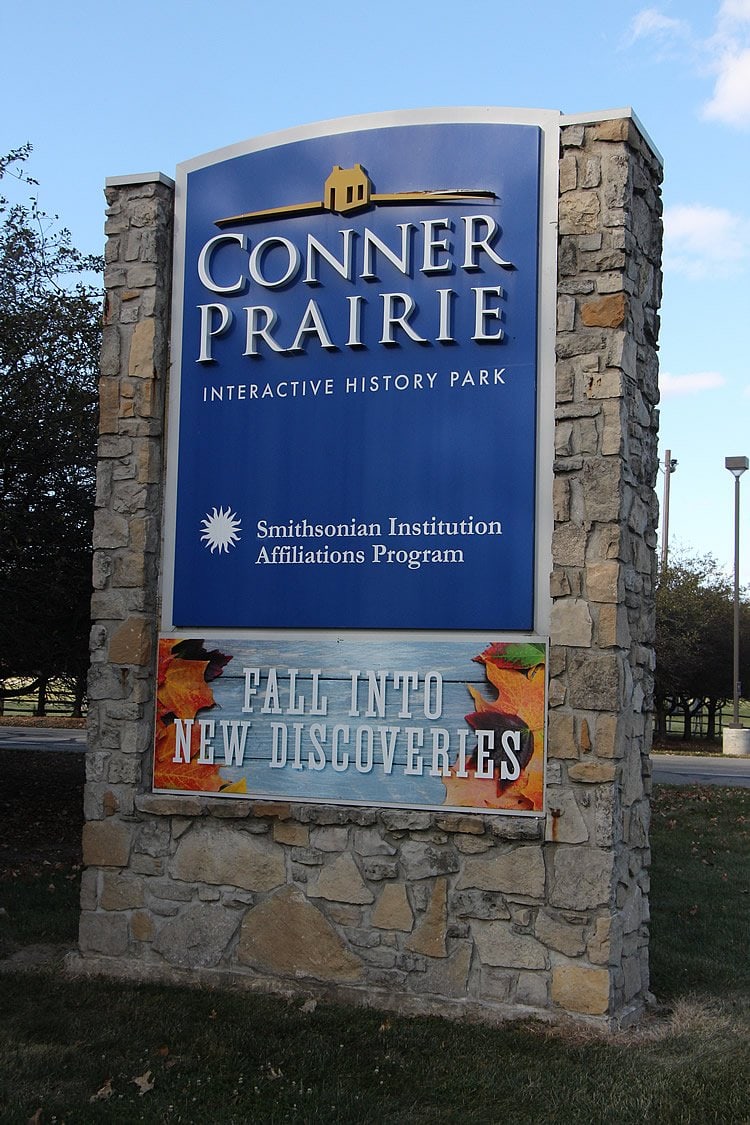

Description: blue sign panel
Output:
[171,120,541,630]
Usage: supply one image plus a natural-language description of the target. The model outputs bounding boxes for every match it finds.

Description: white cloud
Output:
[660,371,727,395]
[702,0,750,126]
[663,203,750,278]
[628,5,750,127]
[703,46,750,125]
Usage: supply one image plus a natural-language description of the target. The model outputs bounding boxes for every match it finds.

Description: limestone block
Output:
[135,820,170,858]
[79,868,98,911]
[545,790,589,844]
[237,886,363,981]
[594,713,625,759]
[372,882,414,932]
[362,858,399,881]
[272,821,309,847]
[79,912,129,957]
[451,889,511,921]
[131,910,155,942]
[399,841,459,881]
[100,873,144,911]
[134,794,204,817]
[92,510,130,550]
[471,921,548,969]
[153,903,240,969]
[516,970,550,1008]
[108,617,152,666]
[551,523,586,568]
[567,761,616,783]
[405,878,447,957]
[455,846,544,898]
[434,814,485,836]
[547,712,578,760]
[380,810,432,832]
[550,598,592,647]
[597,603,631,648]
[412,941,472,998]
[171,824,285,891]
[208,801,252,820]
[311,826,349,851]
[559,192,601,235]
[551,965,610,1016]
[586,561,622,603]
[353,827,397,855]
[581,459,622,522]
[535,910,586,956]
[307,854,373,904]
[455,835,494,854]
[549,846,612,910]
[82,820,132,867]
[569,653,622,711]
[587,915,613,965]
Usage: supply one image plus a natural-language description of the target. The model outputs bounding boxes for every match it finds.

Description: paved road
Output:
[651,752,750,788]
[0,725,87,753]
[1,727,749,787]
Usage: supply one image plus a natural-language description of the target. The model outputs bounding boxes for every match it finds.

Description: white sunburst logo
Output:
[200,506,242,554]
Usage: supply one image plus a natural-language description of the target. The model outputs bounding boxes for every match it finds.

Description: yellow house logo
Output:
[216,164,494,228]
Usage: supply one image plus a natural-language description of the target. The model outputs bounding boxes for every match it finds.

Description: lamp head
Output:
[725,455,749,479]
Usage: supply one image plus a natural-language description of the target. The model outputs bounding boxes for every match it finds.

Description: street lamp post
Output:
[660,449,678,572]
[723,455,749,757]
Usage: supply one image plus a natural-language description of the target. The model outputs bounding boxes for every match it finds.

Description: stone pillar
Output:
[549,114,661,1018]
[81,174,174,945]
[72,114,662,1028]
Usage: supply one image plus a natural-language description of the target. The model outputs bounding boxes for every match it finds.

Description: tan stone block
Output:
[586,561,621,603]
[559,192,601,235]
[237,886,363,981]
[580,293,626,328]
[568,761,616,783]
[273,821,309,846]
[551,965,610,1015]
[412,941,472,998]
[550,598,592,648]
[82,820,133,867]
[552,523,586,567]
[251,802,292,820]
[128,319,156,378]
[586,368,623,400]
[579,720,592,752]
[545,790,589,844]
[471,921,548,969]
[587,915,612,965]
[455,846,545,897]
[591,117,632,143]
[553,478,570,522]
[434,814,485,836]
[131,910,155,942]
[601,400,623,455]
[550,846,612,910]
[405,878,447,958]
[598,604,631,648]
[547,712,578,760]
[171,824,285,891]
[536,910,586,956]
[308,853,373,904]
[372,883,414,932]
[99,379,120,434]
[109,618,152,666]
[594,714,624,759]
[100,872,144,911]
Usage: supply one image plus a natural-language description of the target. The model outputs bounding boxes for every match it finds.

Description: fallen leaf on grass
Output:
[132,1069,155,1096]
[90,1078,113,1102]
[300,998,317,1014]
[26,1110,43,1125]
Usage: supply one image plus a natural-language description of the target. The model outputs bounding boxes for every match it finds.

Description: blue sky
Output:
[1,0,748,582]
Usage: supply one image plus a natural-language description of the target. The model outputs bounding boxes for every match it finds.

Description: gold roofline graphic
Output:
[215,163,496,228]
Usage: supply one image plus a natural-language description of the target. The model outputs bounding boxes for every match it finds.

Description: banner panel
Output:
[153,636,546,815]
[169,119,542,630]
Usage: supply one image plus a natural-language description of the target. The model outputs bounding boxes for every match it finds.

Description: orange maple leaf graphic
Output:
[153,638,232,792]
[443,643,545,812]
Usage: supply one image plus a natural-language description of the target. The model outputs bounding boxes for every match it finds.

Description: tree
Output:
[0,146,102,714]
[654,553,750,740]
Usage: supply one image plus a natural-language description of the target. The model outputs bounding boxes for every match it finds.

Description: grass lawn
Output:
[0,764,748,1123]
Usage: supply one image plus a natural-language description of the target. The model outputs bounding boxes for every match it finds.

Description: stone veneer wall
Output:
[70,113,662,1028]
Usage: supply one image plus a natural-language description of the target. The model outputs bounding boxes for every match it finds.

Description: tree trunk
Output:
[34,675,49,717]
